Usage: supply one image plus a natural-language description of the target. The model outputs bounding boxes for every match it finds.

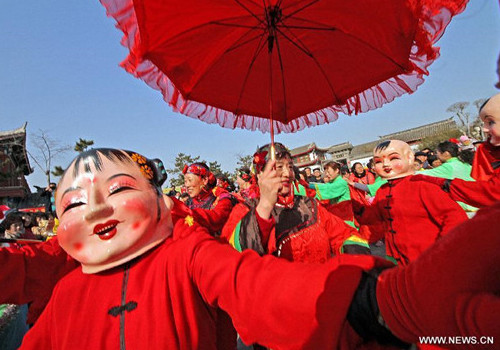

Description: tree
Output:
[167,153,201,187]
[235,154,253,169]
[208,161,231,180]
[417,128,462,152]
[51,165,65,177]
[167,153,232,187]
[447,102,472,136]
[74,138,95,153]
[51,138,96,178]
[28,130,72,185]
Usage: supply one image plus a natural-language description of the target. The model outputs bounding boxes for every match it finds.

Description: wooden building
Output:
[0,123,33,200]
[291,118,459,170]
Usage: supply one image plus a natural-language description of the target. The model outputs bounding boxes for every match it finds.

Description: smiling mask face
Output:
[480,93,500,146]
[55,149,172,274]
[373,140,415,179]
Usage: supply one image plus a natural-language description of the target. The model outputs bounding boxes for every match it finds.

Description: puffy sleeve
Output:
[448,174,500,208]
[0,238,78,306]
[188,229,380,350]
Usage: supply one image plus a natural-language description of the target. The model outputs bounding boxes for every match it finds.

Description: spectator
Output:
[1,214,25,239]
[426,154,441,168]
[179,192,190,204]
[304,167,316,183]
[413,158,423,171]
[311,168,322,182]
[40,183,57,214]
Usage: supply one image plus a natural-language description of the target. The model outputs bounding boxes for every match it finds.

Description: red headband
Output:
[182,164,208,177]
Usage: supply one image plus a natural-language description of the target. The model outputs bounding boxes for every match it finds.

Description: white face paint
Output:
[56,153,172,273]
[480,94,500,146]
[373,141,415,179]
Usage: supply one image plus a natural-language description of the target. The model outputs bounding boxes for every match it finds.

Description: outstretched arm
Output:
[376,202,500,347]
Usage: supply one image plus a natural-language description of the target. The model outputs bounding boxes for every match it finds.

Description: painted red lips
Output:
[93,220,119,240]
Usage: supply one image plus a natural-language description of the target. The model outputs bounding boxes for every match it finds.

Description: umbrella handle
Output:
[268,45,276,161]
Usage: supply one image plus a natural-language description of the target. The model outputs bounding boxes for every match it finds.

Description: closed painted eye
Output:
[62,201,85,214]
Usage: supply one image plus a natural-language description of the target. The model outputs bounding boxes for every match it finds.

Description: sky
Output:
[1,0,499,188]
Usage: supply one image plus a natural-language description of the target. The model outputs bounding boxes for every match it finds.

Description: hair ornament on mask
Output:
[150,159,168,187]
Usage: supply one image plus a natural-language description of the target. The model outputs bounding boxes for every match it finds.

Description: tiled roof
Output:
[328,142,353,153]
[0,123,27,140]
[0,122,32,176]
[290,142,330,156]
[350,118,458,159]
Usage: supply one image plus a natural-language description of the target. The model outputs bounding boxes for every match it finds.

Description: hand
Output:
[256,160,281,219]
[343,174,354,186]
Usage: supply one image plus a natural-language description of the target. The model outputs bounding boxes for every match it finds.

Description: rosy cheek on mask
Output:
[122,199,149,216]
[73,242,83,251]
[132,221,141,230]
[393,163,403,171]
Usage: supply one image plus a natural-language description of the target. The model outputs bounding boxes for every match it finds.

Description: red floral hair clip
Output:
[253,151,268,172]
[183,164,208,177]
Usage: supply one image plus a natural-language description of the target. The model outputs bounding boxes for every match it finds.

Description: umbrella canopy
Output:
[100,0,468,134]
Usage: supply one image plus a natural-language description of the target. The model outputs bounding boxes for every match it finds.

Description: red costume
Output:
[20,218,393,350]
[411,141,500,208]
[471,141,500,181]
[354,176,467,265]
[377,200,500,348]
[221,196,368,262]
[183,192,234,234]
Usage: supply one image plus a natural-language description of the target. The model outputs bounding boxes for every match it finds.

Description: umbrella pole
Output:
[268,44,276,161]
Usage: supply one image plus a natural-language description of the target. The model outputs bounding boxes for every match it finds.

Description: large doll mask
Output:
[55,149,172,274]
[373,140,415,180]
[480,93,500,146]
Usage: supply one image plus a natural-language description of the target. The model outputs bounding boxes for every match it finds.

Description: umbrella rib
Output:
[277,24,335,31]
[274,26,314,58]
[226,32,267,53]
[211,22,263,30]
[234,32,269,116]
[286,16,410,71]
[276,26,342,104]
[281,0,321,21]
[186,29,265,99]
[232,0,265,25]
[273,33,289,123]
[149,15,260,50]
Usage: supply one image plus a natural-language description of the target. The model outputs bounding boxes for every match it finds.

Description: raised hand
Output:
[256,160,281,219]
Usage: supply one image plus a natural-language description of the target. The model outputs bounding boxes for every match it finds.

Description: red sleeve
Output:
[187,228,382,349]
[255,210,275,248]
[418,183,467,237]
[0,238,78,305]
[18,282,56,349]
[190,198,234,234]
[352,196,385,243]
[376,202,500,344]
[449,173,500,208]
[0,238,79,323]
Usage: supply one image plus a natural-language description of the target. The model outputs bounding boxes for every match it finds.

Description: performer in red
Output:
[234,167,259,202]
[348,162,375,205]
[1,148,498,350]
[353,140,468,265]
[181,162,235,234]
[411,93,500,208]
[221,143,370,261]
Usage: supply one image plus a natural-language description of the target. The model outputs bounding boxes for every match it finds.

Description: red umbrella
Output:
[100,0,467,138]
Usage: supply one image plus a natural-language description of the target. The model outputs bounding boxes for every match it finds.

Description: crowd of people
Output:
[0,94,499,349]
